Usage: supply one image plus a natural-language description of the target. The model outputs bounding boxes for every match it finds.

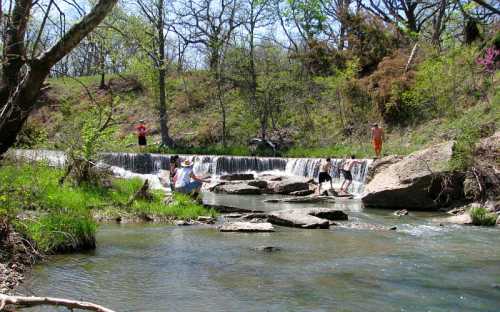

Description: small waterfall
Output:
[9,149,66,167]
[9,149,373,194]
[285,158,372,194]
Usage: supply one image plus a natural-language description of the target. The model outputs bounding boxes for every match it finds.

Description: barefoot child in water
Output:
[371,123,384,158]
[340,155,362,193]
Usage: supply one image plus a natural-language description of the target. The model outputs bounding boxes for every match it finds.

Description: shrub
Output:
[470,207,497,226]
[17,211,97,253]
[449,118,481,171]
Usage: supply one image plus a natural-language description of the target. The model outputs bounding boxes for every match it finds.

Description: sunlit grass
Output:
[0,163,216,253]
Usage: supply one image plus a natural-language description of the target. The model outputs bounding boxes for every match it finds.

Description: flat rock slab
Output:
[268,208,347,229]
[271,177,313,194]
[253,246,281,252]
[213,183,262,195]
[203,204,263,214]
[290,189,315,196]
[264,196,335,203]
[219,173,255,181]
[218,222,275,232]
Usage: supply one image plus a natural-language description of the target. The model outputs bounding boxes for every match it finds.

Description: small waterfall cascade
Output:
[10,149,373,194]
[100,152,287,177]
[9,149,66,167]
[285,158,372,194]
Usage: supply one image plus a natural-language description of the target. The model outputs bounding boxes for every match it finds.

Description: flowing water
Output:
[11,149,500,311]
[23,195,500,312]
[10,149,372,194]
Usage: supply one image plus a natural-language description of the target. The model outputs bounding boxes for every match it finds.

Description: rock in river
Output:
[218,222,275,232]
[362,141,463,210]
[220,173,255,181]
[268,208,348,229]
[253,246,281,252]
[213,183,262,195]
[270,177,313,194]
[264,195,335,203]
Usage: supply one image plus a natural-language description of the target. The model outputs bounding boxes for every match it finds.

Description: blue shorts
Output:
[176,180,202,193]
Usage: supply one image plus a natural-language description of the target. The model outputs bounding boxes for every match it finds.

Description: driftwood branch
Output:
[127,179,153,205]
[0,294,115,312]
[405,43,419,72]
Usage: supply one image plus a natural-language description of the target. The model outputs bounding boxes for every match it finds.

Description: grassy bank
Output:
[0,163,216,254]
[137,100,498,159]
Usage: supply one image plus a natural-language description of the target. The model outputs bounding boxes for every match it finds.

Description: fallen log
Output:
[0,294,115,312]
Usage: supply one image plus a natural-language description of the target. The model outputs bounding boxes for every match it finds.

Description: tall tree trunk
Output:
[216,73,227,147]
[99,44,106,89]
[0,0,118,156]
[157,0,173,147]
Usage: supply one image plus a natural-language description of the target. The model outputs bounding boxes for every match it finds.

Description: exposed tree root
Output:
[0,294,115,312]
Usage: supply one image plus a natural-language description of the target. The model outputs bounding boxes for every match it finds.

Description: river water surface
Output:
[24,194,500,311]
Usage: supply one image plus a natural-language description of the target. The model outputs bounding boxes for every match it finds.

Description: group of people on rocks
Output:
[136,120,384,197]
[316,123,384,194]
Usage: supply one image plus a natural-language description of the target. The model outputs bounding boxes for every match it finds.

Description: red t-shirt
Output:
[136,124,147,137]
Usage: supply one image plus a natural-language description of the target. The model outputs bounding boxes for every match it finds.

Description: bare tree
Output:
[134,0,175,147]
[173,0,242,146]
[241,0,273,139]
[361,0,439,33]
[0,0,118,156]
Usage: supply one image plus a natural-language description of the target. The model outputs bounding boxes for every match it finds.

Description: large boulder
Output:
[219,173,255,181]
[247,180,268,189]
[268,208,347,229]
[212,183,262,195]
[365,155,403,184]
[362,141,463,210]
[270,177,313,194]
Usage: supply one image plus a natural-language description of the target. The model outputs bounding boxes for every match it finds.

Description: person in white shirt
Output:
[174,159,208,196]
[340,155,362,193]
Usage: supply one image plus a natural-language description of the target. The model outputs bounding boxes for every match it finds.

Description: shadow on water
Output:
[23,194,500,312]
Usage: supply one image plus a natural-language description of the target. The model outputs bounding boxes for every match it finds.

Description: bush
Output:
[18,211,96,253]
[449,118,481,171]
[470,207,497,226]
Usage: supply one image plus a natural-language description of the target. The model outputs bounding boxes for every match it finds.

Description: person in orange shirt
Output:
[371,123,384,158]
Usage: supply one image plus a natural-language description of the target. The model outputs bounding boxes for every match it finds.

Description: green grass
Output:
[17,212,96,253]
[130,193,217,219]
[470,207,498,226]
[0,162,216,254]
[144,144,252,156]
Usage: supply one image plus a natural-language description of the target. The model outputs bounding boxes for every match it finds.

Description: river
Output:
[23,194,500,312]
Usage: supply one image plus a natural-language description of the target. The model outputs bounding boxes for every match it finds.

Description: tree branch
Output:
[37,0,118,69]
[472,0,500,15]
[0,294,115,312]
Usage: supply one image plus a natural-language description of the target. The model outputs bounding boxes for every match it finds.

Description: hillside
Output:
[22,44,499,158]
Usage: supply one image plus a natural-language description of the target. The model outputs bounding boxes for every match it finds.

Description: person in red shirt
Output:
[136,120,148,150]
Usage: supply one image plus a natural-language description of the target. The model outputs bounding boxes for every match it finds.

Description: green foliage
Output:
[448,117,481,171]
[14,120,48,148]
[403,46,482,121]
[146,144,251,156]
[0,163,215,254]
[344,13,399,73]
[130,193,217,219]
[470,207,497,226]
[17,212,96,253]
